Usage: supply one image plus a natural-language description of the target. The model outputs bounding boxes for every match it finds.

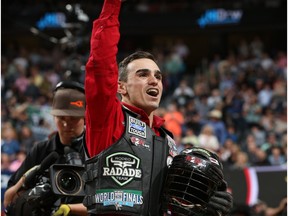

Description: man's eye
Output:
[156,75,162,80]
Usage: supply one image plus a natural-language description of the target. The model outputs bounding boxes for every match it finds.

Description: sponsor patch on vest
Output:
[130,136,150,151]
[103,152,142,186]
[94,189,143,210]
[128,116,146,138]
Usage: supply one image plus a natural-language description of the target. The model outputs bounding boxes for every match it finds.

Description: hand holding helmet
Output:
[207,181,233,216]
[162,147,233,216]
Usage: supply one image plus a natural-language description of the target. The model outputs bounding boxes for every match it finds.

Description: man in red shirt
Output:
[83,0,232,215]
[84,0,165,159]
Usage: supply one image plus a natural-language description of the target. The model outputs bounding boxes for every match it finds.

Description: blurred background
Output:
[1,0,287,215]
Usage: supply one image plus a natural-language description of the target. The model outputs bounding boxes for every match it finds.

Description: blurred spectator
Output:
[30,65,44,88]
[260,52,274,71]
[275,51,287,76]
[18,125,36,150]
[164,51,186,92]
[1,153,12,171]
[273,111,287,137]
[194,94,210,121]
[253,148,270,166]
[267,146,286,166]
[198,124,220,153]
[31,118,52,141]
[181,128,199,151]
[250,125,266,147]
[163,102,184,139]
[185,109,204,136]
[226,125,239,143]
[1,123,20,159]
[242,89,262,127]
[206,109,228,146]
[207,88,223,110]
[219,71,235,96]
[219,138,235,163]
[226,143,243,166]
[183,100,197,121]
[9,150,26,172]
[223,89,246,137]
[257,82,273,109]
[44,68,61,88]
[270,79,286,114]
[260,108,276,133]
[172,79,194,107]
[232,151,250,169]
[261,132,281,154]
[14,66,30,95]
[5,96,29,129]
[245,135,270,166]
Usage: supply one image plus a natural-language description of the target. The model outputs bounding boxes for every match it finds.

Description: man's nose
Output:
[148,75,158,84]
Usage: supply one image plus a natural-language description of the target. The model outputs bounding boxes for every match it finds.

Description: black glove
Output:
[207,181,233,216]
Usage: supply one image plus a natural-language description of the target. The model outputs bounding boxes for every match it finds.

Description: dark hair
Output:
[118,51,156,82]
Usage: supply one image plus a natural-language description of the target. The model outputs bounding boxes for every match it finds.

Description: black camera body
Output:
[49,146,86,197]
[49,163,85,197]
[6,147,86,216]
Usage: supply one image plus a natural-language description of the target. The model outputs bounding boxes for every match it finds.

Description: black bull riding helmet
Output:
[162,147,224,216]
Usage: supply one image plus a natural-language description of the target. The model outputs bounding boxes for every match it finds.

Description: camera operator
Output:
[4,81,87,216]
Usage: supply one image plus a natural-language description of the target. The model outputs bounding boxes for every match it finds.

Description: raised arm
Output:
[85,0,123,156]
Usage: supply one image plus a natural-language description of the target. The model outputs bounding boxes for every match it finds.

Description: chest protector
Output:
[83,109,177,215]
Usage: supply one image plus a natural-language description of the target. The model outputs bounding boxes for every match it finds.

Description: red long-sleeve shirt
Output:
[85,0,164,158]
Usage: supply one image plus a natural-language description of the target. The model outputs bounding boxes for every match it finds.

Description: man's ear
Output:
[117,81,127,95]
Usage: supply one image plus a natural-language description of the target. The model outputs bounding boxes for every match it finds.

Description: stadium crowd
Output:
[2,35,287,174]
[1,36,287,216]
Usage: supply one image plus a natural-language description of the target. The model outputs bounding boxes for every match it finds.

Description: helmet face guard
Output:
[163,147,224,216]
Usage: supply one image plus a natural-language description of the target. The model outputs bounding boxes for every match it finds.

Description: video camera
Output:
[49,147,85,197]
[6,147,85,216]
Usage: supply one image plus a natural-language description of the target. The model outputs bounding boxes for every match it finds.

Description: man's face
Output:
[119,58,163,115]
[55,116,85,145]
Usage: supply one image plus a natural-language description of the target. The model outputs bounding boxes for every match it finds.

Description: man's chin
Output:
[146,103,160,113]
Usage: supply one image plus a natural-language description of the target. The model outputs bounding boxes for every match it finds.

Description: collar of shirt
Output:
[121,102,165,131]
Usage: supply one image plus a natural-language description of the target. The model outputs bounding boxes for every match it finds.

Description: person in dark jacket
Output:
[4,81,87,216]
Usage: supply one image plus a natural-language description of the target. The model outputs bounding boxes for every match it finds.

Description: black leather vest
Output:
[83,108,177,215]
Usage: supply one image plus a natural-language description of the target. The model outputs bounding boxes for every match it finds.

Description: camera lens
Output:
[59,172,77,191]
[55,169,83,195]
